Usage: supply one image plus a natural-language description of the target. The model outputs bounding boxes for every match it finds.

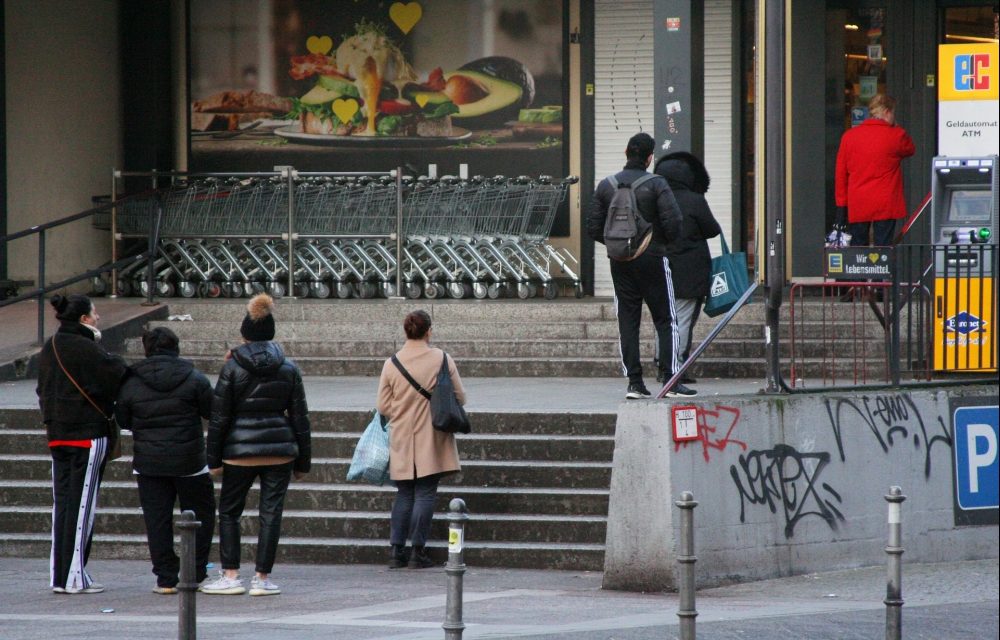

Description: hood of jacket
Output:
[232,341,286,375]
[654,151,710,194]
[130,354,195,393]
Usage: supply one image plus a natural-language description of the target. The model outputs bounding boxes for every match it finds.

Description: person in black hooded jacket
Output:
[654,152,722,383]
[36,294,127,594]
[115,326,214,594]
[202,293,310,597]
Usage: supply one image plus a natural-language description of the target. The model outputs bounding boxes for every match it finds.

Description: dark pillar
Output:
[763,0,786,393]
[653,0,704,159]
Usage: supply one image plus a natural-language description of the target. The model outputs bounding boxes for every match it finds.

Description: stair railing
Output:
[0,192,163,345]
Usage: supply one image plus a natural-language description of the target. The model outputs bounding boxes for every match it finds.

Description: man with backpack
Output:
[588,132,695,399]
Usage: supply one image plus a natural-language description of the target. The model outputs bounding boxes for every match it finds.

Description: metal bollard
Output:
[675,491,698,640]
[177,510,201,640]
[884,486,906,640]
[443,498,469,640]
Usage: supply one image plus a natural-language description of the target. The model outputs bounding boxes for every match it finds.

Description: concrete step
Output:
[0,431,615,462]
[0,533,606,571]
[0,480,611,516]
[0,409,616,437]
[2,506,608,545]
[4,455,614,489]
[125,335,886,360]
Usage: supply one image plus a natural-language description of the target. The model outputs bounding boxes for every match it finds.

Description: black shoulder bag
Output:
[391,353,471,434]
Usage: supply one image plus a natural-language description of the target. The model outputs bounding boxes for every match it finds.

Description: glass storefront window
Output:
[943,6,1000,45]
[840,7,887,130]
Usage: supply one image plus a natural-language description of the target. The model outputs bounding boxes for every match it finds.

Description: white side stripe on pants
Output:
[65,437,106,591]
[661,257,680,375]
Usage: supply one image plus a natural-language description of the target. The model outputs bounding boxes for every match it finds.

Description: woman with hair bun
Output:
[36,293,127,594]
[377,309,466,569]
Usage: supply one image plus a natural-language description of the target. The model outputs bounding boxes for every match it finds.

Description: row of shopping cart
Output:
[105,172,581,300]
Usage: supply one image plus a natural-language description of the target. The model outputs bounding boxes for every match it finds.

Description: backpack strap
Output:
[608,175,618,189]
[391,355,432,400]
[630,173,656,190]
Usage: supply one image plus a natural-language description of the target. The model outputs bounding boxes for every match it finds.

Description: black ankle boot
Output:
[408,545,435,569]
[388,544,409,569]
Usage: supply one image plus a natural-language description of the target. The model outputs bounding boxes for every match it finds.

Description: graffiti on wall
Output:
[823,393,952,478]
[730,444,845,539]
[675,404,747,462]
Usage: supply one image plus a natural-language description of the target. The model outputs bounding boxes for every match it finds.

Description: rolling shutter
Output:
[703,0,734,257]
[593,0,655,296]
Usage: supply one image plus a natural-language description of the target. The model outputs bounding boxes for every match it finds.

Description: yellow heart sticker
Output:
[414,94,429,108]
[389,2,422,35]
[306,35,333,55]
[868,253,880,263]
[332,98,359,124]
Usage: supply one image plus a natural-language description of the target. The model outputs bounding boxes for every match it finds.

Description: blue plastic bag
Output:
[346,410,390,485]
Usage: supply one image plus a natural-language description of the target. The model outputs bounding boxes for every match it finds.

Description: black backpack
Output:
[603,174,655,261]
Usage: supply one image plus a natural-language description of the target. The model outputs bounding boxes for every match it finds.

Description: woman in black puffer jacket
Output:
[654,152,722,382]
[115,327,214,594]
[36,294,127,594]
[203,293,310,597]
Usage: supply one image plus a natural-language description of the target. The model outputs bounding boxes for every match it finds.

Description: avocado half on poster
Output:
[188,0,568,232]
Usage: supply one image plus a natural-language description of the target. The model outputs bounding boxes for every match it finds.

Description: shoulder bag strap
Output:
[390,355,432,400]
[52,336,109,419]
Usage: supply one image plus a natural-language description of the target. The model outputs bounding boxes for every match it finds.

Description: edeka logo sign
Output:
[951,400,999,526]
[824,247,892,280]
[939,43,999,101]
[945,311,987,335]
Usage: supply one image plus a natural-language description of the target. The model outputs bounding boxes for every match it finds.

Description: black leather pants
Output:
[217,462,292,574]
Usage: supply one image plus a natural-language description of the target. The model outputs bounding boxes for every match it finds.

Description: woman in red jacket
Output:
[835,94,916,247]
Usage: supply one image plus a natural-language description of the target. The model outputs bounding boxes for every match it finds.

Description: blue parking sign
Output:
[953,404,999,525]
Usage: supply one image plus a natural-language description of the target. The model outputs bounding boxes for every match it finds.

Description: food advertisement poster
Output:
[189,0,569,233]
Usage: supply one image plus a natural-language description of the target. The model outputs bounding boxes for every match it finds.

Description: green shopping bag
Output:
[703,234,749,317]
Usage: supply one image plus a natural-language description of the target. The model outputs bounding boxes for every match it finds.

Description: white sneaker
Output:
[249,576,280,597]
[199,572,246,595]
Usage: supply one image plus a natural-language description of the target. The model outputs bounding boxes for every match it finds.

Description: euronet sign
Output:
[938,43,1000,157]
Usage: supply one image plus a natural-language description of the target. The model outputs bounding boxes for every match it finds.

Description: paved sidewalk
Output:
[0,558,995,639]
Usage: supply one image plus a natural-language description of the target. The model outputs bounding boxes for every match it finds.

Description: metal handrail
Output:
[1,191,165,345]
[656,282,760,399]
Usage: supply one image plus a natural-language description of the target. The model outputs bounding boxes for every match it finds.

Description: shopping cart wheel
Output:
[574,283,584,298]
[139,281,150,297]
[380,282,397,298]
[516,283,532,300]
[157,281,175,298]
[543,282,559,300]
[424,283,441,299]
[251,282,266,295]
[356,282,378,299]
[447,282,465,299]
[156,280,174,298]
[311,282,332,299]
[336,282,353,299]
[222,282,241,298]
[487,283,504,299]
[405,283,423,299]
[294,282,311,298]
[116,279,132,297]
[90,276,107,296]
[472,282,488,299]
[177,281,197,298]
[268,282,286,298]
[199,282,223,298]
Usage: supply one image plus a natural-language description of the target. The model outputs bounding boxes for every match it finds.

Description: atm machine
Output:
[929,156,999,372]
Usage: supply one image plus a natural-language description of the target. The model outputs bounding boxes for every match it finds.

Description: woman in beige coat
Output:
[376,309,466,569]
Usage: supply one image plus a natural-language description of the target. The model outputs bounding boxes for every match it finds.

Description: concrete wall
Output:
[4,0,120,285]
[603,387,999,591]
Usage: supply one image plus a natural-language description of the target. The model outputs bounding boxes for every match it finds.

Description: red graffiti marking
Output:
[675,404,747,462]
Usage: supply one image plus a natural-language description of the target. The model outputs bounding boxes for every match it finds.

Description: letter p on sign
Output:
[953,406,999,513]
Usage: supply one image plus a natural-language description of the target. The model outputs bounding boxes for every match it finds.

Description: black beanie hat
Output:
[241,293,276,342]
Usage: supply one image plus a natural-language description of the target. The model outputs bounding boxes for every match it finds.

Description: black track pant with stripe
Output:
[610,252,679,383]
[50,439,108,591]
